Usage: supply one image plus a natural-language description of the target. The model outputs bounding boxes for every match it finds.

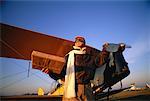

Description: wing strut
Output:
[27,61,31,77]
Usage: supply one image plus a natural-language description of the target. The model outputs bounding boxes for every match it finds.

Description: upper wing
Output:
[0,23,73,60]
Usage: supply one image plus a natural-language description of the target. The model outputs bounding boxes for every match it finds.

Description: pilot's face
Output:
[75,40,84,47]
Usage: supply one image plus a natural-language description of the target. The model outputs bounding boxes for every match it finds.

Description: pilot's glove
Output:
[102,42,109,51]
[41,68,50,74]
[101,43,109,62]
[96,45,109,66]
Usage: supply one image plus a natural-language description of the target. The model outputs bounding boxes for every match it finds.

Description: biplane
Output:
[0,23,131,100]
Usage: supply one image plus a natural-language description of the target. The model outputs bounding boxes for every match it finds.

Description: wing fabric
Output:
[0,23,73,60]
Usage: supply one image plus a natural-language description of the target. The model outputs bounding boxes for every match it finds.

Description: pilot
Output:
[42,36,109,101]
[62,36,87,101]
[62,37,109,101]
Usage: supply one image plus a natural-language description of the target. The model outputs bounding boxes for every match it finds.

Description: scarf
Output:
[64,46,86,98]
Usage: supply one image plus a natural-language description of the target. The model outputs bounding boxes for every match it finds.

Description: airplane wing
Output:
[0,23,100,74]
[0,23,74,60]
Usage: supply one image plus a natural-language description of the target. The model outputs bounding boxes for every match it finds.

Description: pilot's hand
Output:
[41,68,49,74]
[102,42,108,52]
[102,43,109,55]
[103,42,109,48]
[97,43,109,65]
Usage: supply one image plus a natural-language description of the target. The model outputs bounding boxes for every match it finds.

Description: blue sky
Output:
[0,0,150,96]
